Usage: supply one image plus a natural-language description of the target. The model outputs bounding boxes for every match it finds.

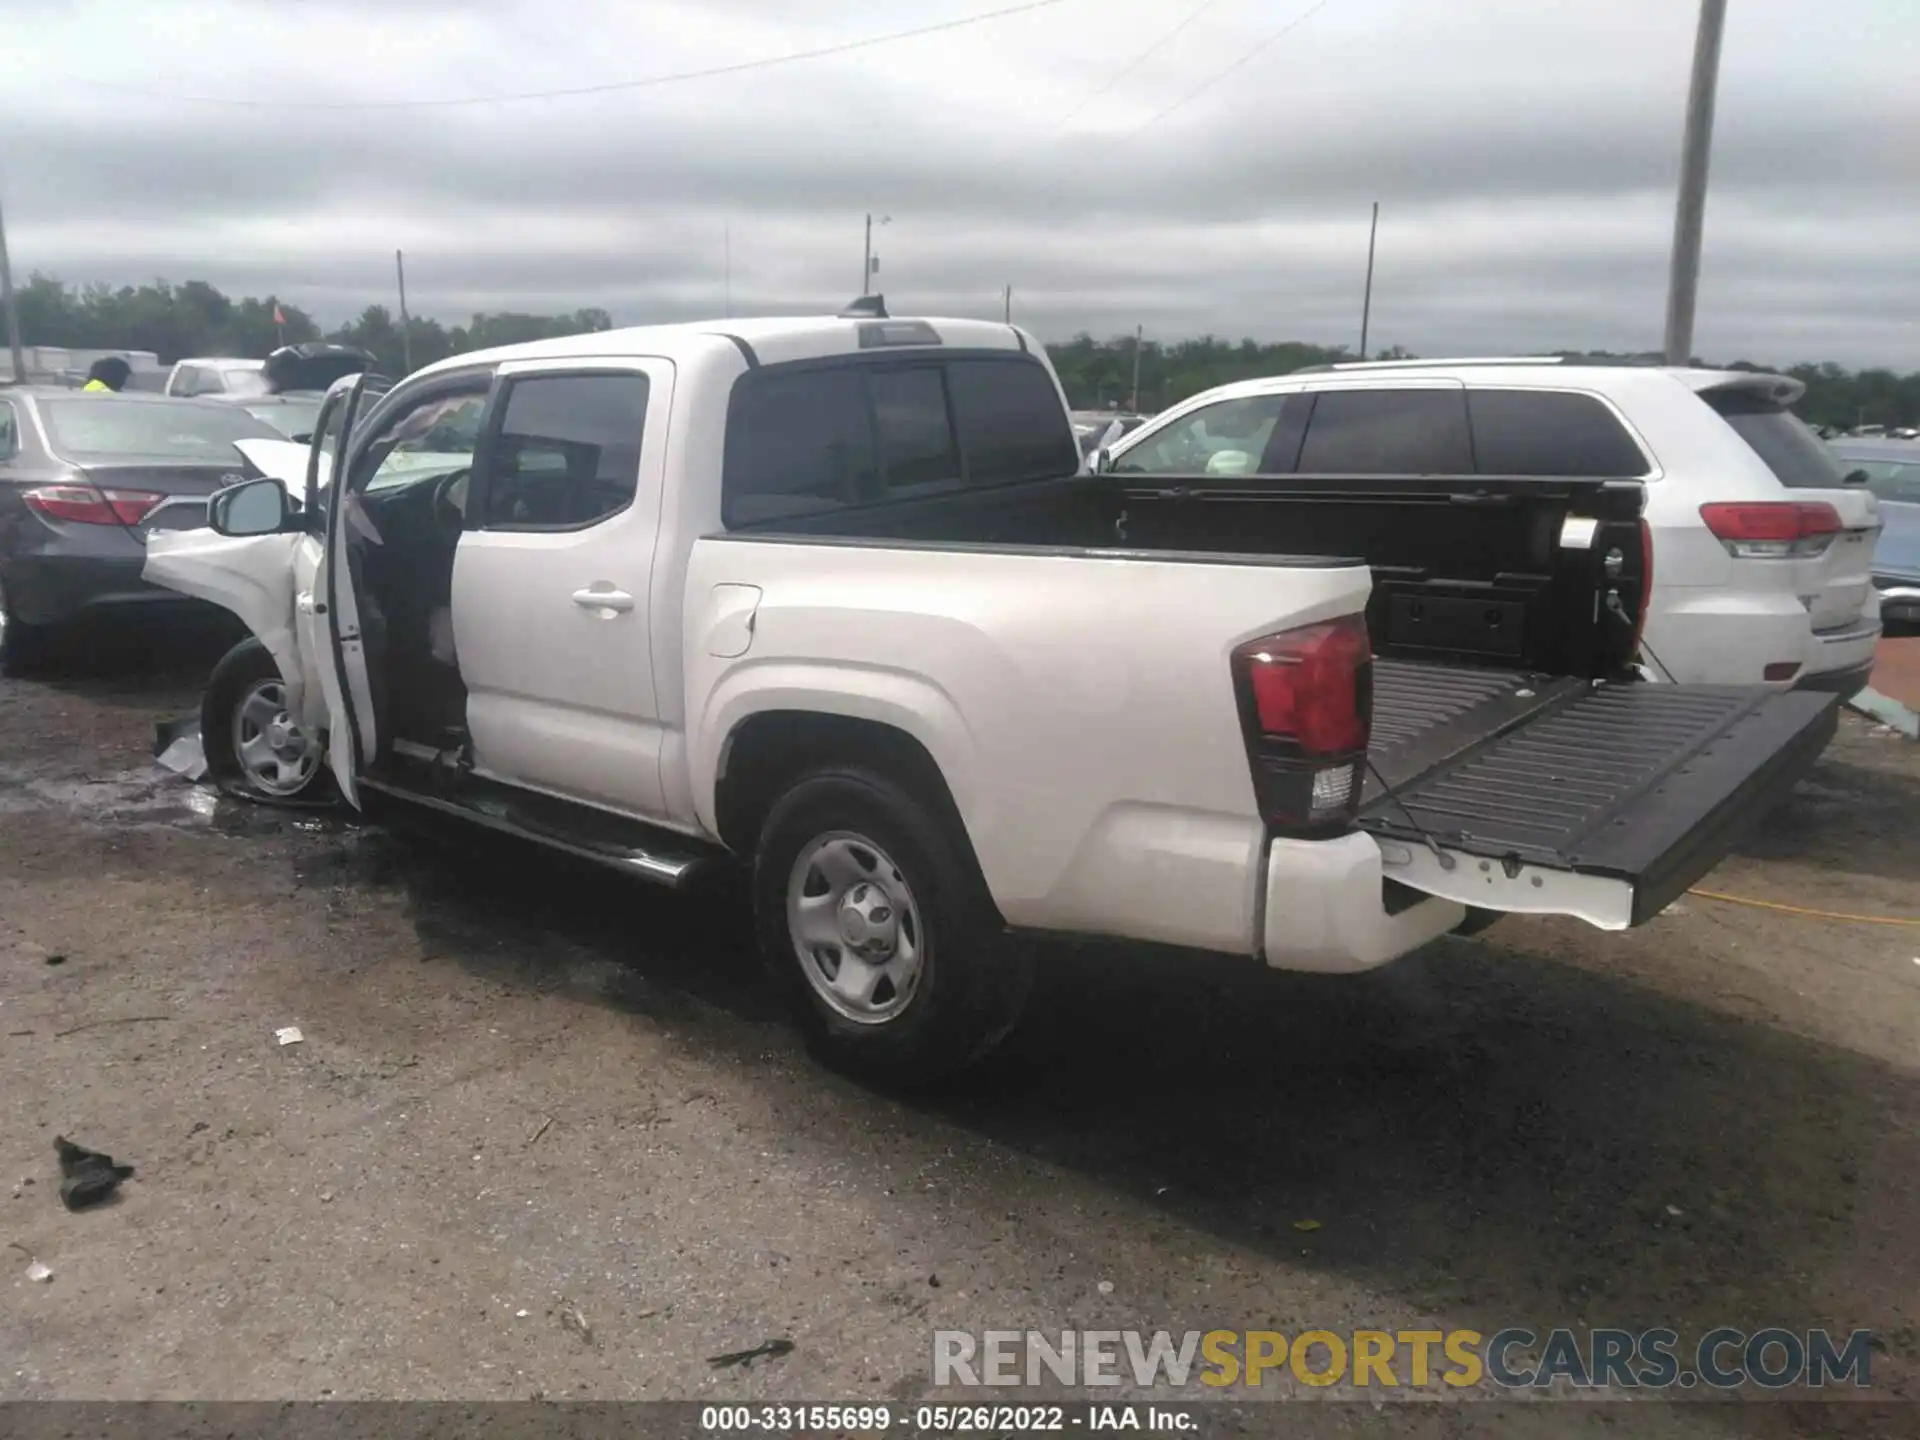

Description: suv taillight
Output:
[1699,501,1842,558]
[1230,615,1372,837]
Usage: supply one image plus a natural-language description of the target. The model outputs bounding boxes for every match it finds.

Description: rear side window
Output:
[1297,388,1473,474]
[479,373,649,530]
[722,369,878,524]
[1705,390,1849,489]
[1467,389,1647,477]
[722,355,1076,524]
[947,358,1081,485]
[868,367,958,492]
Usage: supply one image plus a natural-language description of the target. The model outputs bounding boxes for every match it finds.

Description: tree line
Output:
[12,273,1917,431]
[10,274,612,380]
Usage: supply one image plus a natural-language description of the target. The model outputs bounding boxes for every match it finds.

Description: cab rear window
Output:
[1704,390,1850,489]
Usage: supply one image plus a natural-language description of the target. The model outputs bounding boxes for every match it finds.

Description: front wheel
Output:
[752,764,1033,1088]
[202,639,331,802]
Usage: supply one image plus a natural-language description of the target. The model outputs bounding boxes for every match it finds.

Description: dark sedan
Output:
[0,388,286,673]
[1831,439,1920,631]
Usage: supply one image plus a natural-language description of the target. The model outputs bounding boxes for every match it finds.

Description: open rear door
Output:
[1361,659,1839,929]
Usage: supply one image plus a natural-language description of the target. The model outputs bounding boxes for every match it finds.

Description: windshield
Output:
[40,398,284,463]
[243,397,324,441]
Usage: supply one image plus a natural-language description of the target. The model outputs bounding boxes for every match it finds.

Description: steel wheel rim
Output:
[232,678,319,797]
[786,830,925,1025]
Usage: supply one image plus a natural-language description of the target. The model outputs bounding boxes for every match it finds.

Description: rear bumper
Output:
[1643,595,1879,687]
[1794,656,1875,697]
[3,546,209,627]
[1261,832,1465,974]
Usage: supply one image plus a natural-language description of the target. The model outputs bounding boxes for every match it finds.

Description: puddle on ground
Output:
[0,763,348,837]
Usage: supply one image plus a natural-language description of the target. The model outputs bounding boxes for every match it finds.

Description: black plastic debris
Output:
[706,1339,795,1370]
[54,1136,135,1211]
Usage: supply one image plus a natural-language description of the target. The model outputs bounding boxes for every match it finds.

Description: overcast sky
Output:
[1,0,1914,365]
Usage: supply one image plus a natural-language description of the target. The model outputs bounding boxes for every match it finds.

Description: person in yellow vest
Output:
[82,357,132,392]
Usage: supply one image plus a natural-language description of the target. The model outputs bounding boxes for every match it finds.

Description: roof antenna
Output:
[839,294,888,320]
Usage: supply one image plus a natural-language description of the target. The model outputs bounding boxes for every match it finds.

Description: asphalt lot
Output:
[2,619,1918,1437]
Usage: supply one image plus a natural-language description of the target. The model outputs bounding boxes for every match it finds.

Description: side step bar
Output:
[359,772,720,891]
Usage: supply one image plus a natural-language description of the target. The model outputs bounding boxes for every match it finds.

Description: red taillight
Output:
[1699,501,1842,558]
[1232,616,1372,836]
[24,484,165,527]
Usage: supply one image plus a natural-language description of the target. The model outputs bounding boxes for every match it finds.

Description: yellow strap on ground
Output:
[1687,888,1920,928]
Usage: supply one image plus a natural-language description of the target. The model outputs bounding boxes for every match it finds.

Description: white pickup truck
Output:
[145,303,1840,1083]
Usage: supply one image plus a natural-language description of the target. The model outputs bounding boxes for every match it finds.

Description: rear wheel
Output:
[0,576,54,678]
[202,639,331,802]
[752,764,1032,1087]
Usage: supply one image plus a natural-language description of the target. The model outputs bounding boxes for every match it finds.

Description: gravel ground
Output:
[2,622,1917,1437]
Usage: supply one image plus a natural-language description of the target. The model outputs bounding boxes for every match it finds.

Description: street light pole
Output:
[1663,0,1729,366]
[0,185,27,384]
[863,213,872,296]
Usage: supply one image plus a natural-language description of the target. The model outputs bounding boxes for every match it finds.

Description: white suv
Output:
[1101,358,1882,695]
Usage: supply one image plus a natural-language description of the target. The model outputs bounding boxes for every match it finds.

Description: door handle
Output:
[572,587,635,614]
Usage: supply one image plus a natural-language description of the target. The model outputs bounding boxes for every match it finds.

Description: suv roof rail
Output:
[1292,355,1570,375]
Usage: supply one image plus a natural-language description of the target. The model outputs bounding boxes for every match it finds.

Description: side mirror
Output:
[1087,447,1112,474]
[209,477,294,537]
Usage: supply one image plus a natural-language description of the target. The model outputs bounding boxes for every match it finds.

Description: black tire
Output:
[0,576,54,678]
[202,639,333,803]
[752,763,1033,1088]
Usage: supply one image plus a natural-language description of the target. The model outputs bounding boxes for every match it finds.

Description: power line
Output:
[1123,0,1339,137]
[1044,0,1238,134]
[48,0,1078,111]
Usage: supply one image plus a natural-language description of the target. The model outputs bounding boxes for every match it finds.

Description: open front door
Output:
[310,372,391,804]
[1360,660,1840,929]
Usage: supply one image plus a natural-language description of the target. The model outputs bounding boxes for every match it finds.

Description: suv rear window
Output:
[1704,389,1850,489]
[1467,389,1647,477]
[723,355,1076,526]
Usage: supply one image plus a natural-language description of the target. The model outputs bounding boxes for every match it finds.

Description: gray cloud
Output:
[2,0,1915,366]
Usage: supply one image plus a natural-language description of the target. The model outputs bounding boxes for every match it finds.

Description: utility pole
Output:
[395,249,414,374]
[1663,0,1729,366]
[1129,324,1143,411]
[1359,201,1379,361]
[0,184,26,384]
[724,224,732,319]
[1003,285,1013,324]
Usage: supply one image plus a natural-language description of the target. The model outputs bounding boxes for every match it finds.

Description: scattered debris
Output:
[319,1191,334,1204]
[275,1027,304,1047]
[526,1116,554,1147]
[1666,1204,1684,1217]
[7,1030,33,1038]
[515,1309,530,1319]
[1096,1280,1114,1295]
[707,1339,795,1370]
[44,954,66,967]
[928,1274,941,1289]
[1293,1219,1324,1232]
[53,1015,171,1038]
[559,1303,596,1347]
[634,1304,675,1322]
[54,1136,135,1211]
[153,716,210,782]
[26,1259,52,1283]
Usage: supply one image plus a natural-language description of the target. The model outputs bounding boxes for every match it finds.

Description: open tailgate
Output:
[1360,660,1839,929]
